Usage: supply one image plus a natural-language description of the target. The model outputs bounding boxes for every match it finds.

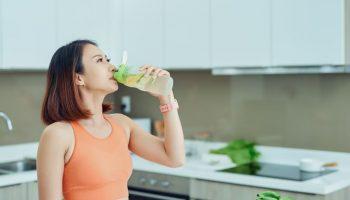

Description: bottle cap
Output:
[114,50,128,83]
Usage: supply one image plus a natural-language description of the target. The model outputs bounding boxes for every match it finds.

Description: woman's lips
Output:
[110,78,117,83]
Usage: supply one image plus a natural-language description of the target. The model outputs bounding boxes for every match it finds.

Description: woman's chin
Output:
[110,80,119,90]
[101,80,119,94]
[111,85,118,92]
[114,83,119,90]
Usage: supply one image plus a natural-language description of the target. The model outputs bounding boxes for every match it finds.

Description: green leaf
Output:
[257,191,281,199]
[227,149,252,165]
[209,139,261,165]
[257,191,295,200]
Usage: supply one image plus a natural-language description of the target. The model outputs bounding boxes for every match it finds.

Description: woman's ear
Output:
[74,73,85,86]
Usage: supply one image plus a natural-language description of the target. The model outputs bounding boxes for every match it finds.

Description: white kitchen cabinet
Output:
[122,0,163,67]
[1,0,348,71]
[56,0,122,63]
[271,0,345,66]
[0,183,26,200]
[163,0,210,69]
[190,179,350,200]
[211,0,271,68]
[1,0,56,69]
[26,181,38,200]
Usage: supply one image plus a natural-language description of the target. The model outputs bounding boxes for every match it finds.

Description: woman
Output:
[37,40,185,200]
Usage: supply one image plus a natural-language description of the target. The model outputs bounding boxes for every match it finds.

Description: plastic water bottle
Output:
[114,51,173,96]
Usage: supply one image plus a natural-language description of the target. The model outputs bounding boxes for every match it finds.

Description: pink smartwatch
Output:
[159,99,179,113]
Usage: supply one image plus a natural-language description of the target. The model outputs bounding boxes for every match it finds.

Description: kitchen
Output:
[1,0,350,200]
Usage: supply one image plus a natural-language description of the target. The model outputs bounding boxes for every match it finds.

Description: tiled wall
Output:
[1,70,350,152]
[115,71,350,152]
[0,71,116,145]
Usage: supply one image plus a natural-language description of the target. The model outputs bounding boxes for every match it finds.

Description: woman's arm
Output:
[118,66,185,167]
[121,90,185,168]
[157,91,185,166]
[37,123,68,200]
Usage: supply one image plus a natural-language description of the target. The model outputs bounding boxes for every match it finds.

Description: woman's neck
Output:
[79,90,106,126]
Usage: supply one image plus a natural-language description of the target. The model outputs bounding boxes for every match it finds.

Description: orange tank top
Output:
[63,114,133,200]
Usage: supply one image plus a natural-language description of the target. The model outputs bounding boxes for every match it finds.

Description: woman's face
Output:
[78,44,118,94]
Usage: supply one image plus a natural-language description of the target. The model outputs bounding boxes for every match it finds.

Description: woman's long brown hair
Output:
[41,40,112,125]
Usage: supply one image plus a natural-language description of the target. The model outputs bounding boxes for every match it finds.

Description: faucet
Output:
[0,112,13,132]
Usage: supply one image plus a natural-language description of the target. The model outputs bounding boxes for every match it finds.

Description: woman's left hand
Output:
[139,65,172,99]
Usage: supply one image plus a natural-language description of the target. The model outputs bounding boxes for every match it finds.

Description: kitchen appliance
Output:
[212,65,350,75]
[128,170,190,200]
[217,162,337,181]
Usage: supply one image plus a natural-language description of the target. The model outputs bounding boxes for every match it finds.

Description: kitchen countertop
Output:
[0,140,350,195]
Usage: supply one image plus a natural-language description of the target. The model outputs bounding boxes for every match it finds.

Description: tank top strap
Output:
[103,114,129,146]
[69,120,83,140]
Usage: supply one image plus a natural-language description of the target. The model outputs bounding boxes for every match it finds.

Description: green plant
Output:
[257,191,294,200]
[209,139,261,165]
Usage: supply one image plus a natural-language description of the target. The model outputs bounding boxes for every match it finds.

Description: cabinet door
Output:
[56,0,121,62]
[27,181,38,200]
[190,179,324,200]
[1,0,56,69]
[122,0,163,67]
[163,0,210,69]
[0,183,26,200]
[211,0,271,67]
[271,0,344,66]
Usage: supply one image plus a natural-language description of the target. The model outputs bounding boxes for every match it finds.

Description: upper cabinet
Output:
[163,0,210,69]
[1,0,56,69]
[56,0,121,63]
[0,0,121,70]
[122,0,211,69]
[271,0,345,66]
[211,0,271,67]
[0,0,348,70]
[211,0,348,68]
[122,0,163,67]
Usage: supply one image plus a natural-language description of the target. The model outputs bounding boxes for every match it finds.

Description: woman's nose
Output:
[110,65,117,72]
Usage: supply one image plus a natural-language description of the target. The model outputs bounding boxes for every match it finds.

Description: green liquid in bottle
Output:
[114,64,144,87]
[114,60,173,95]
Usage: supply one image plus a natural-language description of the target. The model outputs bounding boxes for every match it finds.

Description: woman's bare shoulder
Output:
[43,121,72,135]
[108,113,132,123]
[39,121,73,148]
[107,113,133,131]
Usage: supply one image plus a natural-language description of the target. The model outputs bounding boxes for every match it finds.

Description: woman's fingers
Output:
[139,65,153,77]
[145,67,156,77]
[139,65,170,79]
[159,70,170,76]
[138,65,148,72]
[152,68,162,80]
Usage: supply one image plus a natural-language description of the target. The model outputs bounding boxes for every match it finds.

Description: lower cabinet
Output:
[1,179,350,200]
[0,183,27,200]
[0,181,38,200]
[190,179,350,200]
[26,181,38,200]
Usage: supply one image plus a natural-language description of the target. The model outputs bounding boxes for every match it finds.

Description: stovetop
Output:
[217,162,337,181]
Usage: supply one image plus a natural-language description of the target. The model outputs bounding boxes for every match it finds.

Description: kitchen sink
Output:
[0,171,10,175]
[0,158,36,173]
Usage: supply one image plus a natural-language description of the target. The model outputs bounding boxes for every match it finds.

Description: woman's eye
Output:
[106,58,111,62]
[97,58,103,62]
